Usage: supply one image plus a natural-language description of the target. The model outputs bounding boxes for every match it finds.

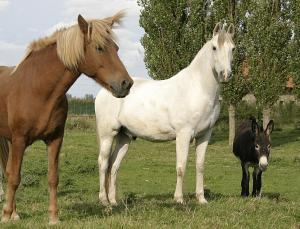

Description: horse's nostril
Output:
[121,80,131,90]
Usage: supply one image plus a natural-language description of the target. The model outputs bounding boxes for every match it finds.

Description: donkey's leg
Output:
[241,163,250,197]
[107,132,131,205]
[256,170,263,197]
[174,129,192,204]
[46,135,63,225]
[1,136,25,223]
[195,130,212,204]
[252,167,259,197]
[98,136,114,205]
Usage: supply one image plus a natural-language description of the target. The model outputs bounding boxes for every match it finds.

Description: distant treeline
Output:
[67,94,95,115]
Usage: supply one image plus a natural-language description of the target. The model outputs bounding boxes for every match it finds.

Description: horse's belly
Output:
[120,115,176,141]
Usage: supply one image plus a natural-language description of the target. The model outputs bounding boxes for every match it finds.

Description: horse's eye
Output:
[267,144,271,149]
[96,46,103,53]
[212,46,217,51]
[255,144,260,150]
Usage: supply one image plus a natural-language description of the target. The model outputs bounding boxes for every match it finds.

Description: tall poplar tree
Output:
[244,0,292,127]
[138,0,213,79]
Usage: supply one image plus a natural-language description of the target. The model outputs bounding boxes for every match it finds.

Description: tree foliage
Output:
[244,0,292,108]
[289,0,300,97]
[138,0,298,107]
[138,0,213,79]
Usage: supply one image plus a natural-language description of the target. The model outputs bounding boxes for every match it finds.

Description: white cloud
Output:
[0,0,10,11]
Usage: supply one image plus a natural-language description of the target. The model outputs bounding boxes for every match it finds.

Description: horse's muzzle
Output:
[112,79,133,98]
[219,70,232,83]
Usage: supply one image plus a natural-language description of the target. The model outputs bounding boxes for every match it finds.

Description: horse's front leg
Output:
[174,129,192,204]
[1,136,26,223]
[98,137,114,206]
[195,130,212,204]
[46,135,63,225]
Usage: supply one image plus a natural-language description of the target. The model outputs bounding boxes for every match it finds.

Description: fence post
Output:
[228,104,236,146]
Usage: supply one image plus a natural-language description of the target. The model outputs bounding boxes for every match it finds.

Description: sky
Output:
[0,0,148,97]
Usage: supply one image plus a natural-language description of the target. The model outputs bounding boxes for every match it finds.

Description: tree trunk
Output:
[228,104,236,146]
[263,107,271,129]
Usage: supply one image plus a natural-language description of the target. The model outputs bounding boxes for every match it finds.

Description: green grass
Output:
[0,126,299,228]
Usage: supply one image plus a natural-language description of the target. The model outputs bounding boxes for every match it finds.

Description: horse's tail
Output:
[0,137,9,177]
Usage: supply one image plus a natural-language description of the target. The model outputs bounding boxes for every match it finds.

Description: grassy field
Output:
[0,121,299,228]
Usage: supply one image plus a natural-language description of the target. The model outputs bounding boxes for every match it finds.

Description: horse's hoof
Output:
[100,199,110,206]
[198,198,208,204]
[49,218,60,225]
[174,196,184,204]
[11,212,20,221]
[109,200,118,206]
[1,215,10,223]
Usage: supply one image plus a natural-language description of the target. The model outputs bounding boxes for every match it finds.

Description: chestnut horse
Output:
[0,12,133,224]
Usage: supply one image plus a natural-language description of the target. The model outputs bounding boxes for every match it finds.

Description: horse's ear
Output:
[251,118,259,136]
[227,23,235,38]
[78,14,89,35]
[213,22,222,36]
[103,10,126,28]
[265,120,274,135]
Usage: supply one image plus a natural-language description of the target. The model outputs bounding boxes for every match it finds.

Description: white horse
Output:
[95,23,235,205]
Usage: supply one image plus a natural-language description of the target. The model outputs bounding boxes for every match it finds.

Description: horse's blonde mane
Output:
[12,11,125,73]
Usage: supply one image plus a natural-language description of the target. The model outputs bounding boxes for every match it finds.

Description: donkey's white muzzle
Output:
[259,156,268,171]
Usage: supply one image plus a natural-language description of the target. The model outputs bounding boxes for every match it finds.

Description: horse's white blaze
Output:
[95,25,235,204]
[259,156,268,171]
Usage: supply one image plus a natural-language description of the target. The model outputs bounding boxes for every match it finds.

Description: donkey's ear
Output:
[78,14,89,35]
[251,118,259,135]
[213,22,222,36]
[265,120,274,135]
[227,23,235,38]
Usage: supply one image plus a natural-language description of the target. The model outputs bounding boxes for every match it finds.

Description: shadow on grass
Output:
[263,192,288,202]
[65,189,231,219]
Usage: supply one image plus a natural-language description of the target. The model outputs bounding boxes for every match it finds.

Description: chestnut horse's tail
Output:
[0,137,9,177]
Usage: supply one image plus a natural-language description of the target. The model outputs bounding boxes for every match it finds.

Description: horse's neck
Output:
[185,41,220,99]
[19,45,79,99]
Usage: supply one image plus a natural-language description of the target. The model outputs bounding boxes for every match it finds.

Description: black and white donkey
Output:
[233,117,274,197]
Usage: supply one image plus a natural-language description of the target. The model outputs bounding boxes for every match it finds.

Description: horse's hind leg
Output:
[98,136,114,205]
[107,132,131,205]
[2,136,25,223]
[46,135,63,225]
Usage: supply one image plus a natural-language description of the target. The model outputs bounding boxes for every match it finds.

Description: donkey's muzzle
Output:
[259,156,268,171]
